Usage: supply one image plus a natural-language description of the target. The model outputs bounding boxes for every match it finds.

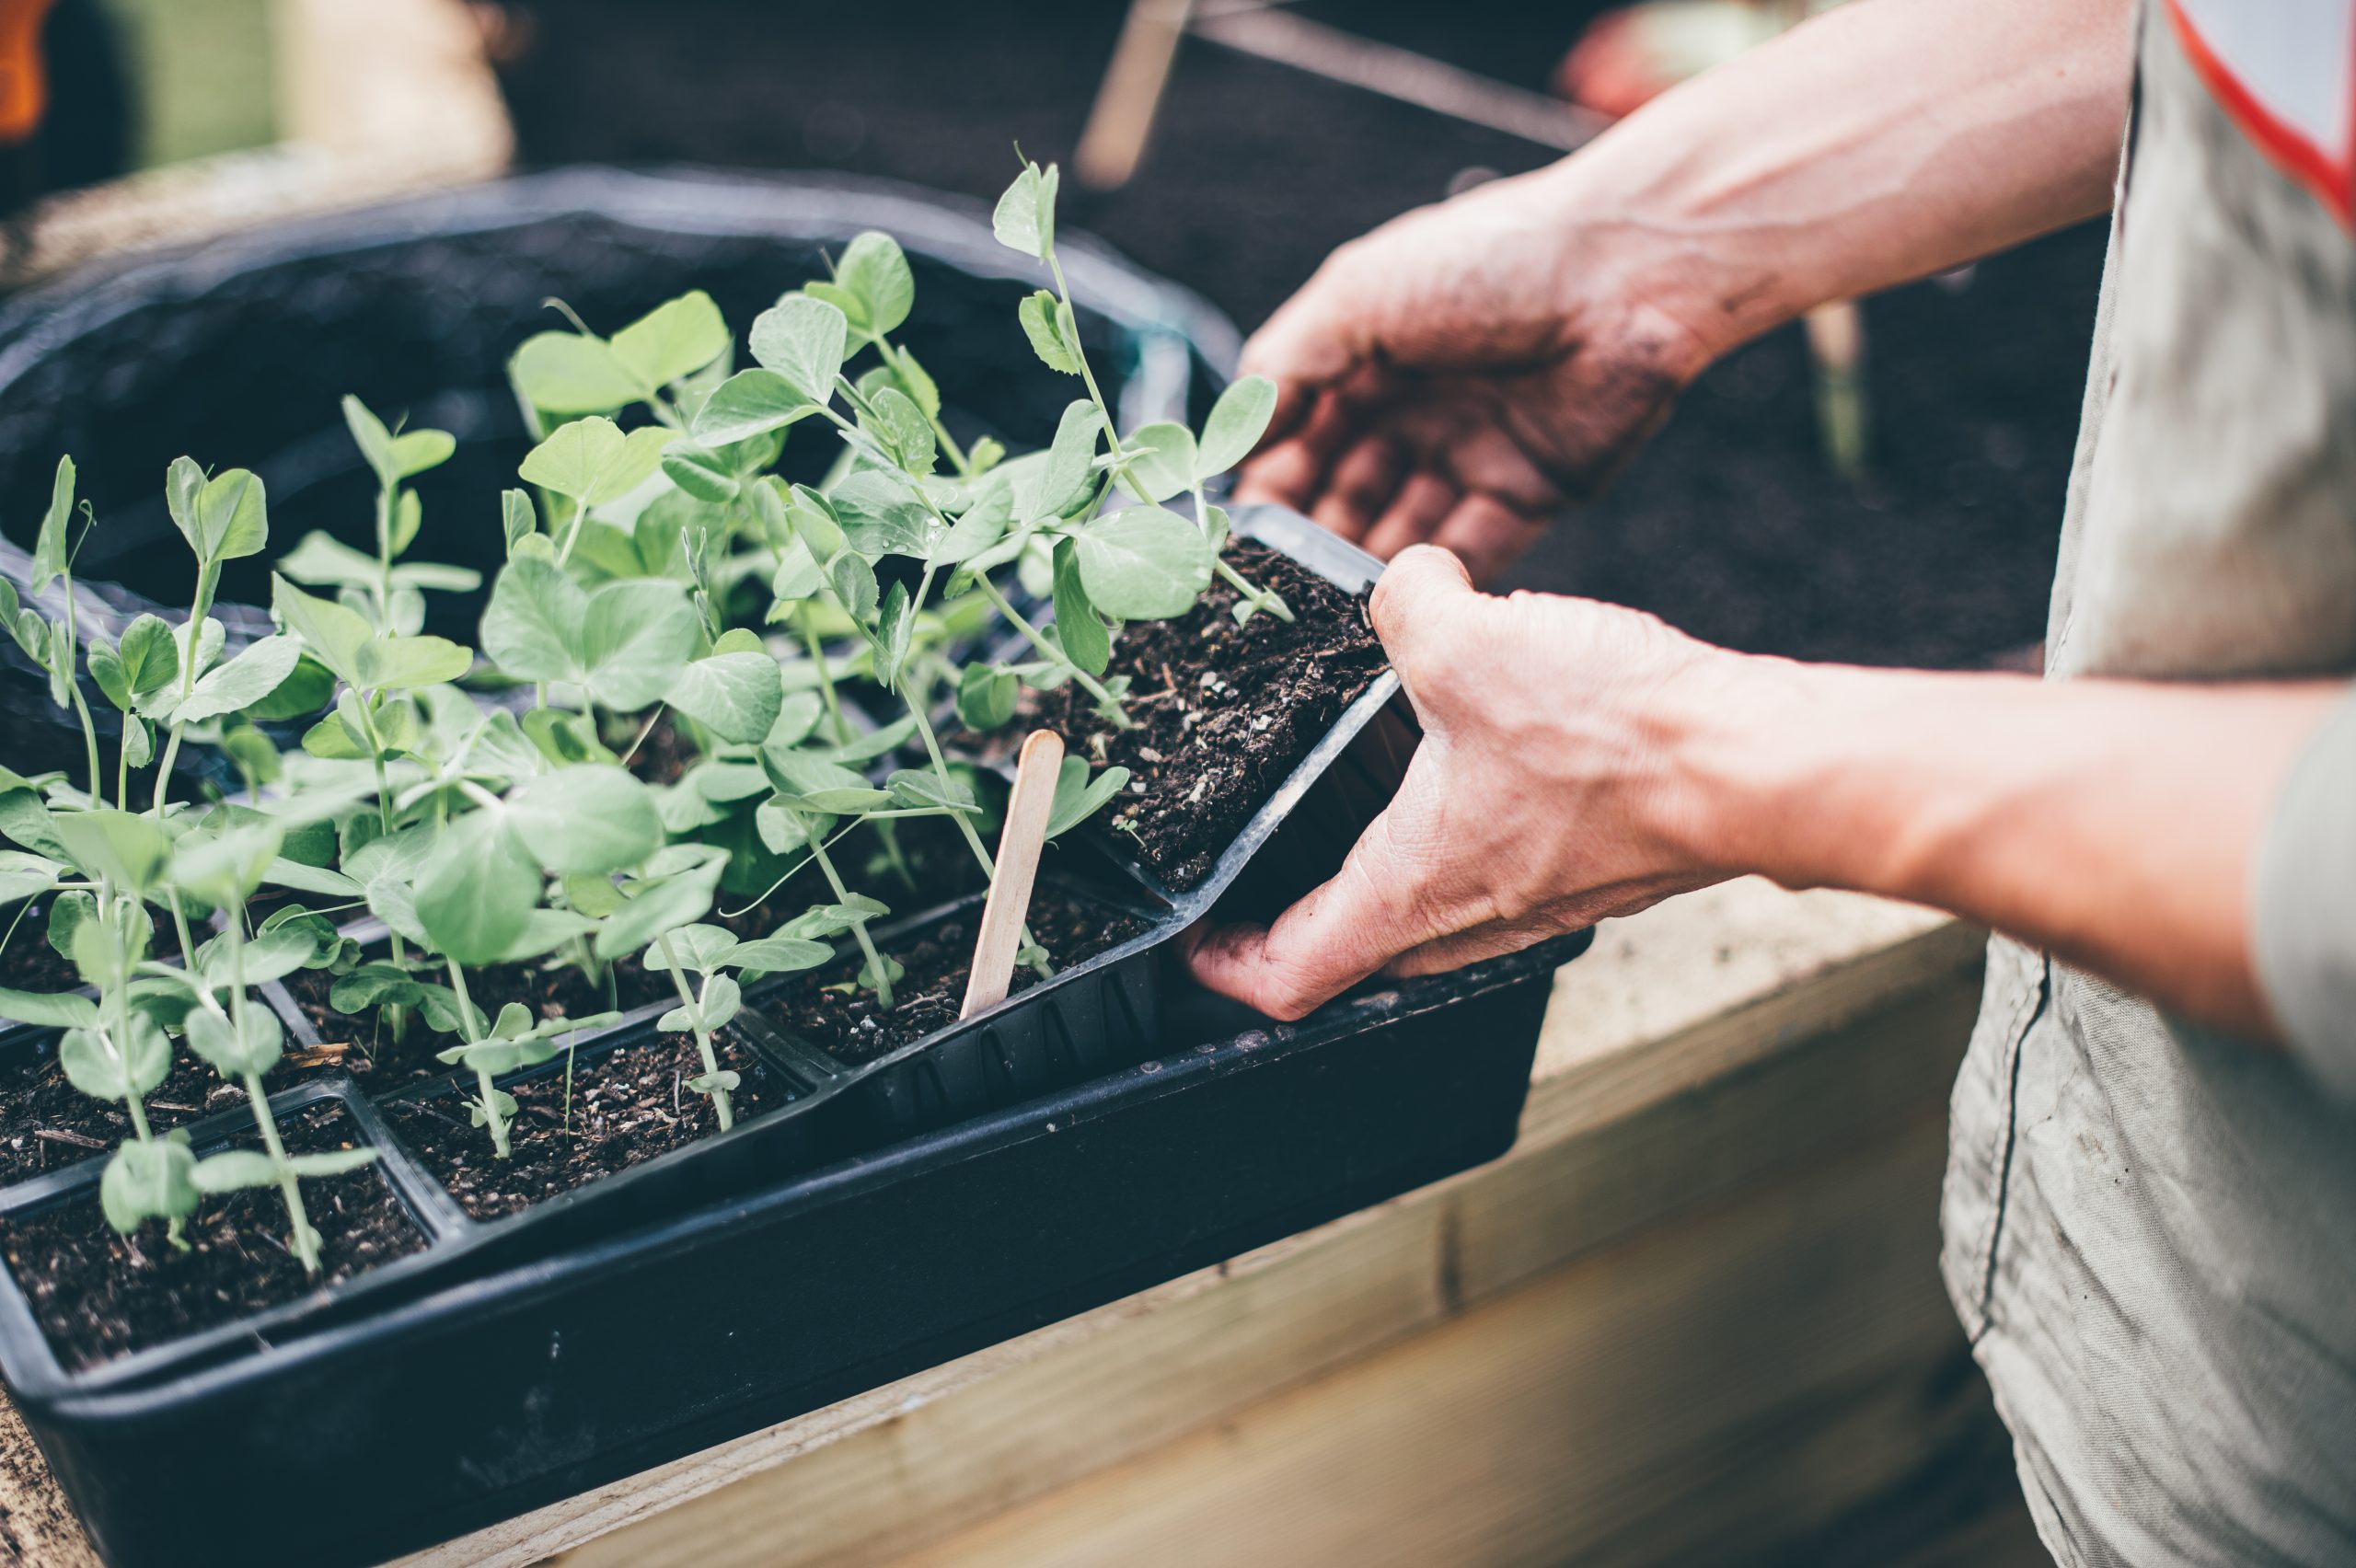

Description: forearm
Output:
[1665,660,2345,1039]
[1537,0,2134,355]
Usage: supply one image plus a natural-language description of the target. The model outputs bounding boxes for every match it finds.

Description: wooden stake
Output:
[960,730,1065,1020]
[1074,0,1196,191]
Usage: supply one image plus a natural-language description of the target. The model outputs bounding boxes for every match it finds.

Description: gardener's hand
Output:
[1183,545,1738,1020]
[1233,167,1719,584]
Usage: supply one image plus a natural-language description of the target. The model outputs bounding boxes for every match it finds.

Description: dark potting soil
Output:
[0,1043,236,1185]
[0,916,231,1182]
[0,1101,425,1371]
[766,887,1149,1066]
[1037,542,1385,890]
[380,1027,786,1221]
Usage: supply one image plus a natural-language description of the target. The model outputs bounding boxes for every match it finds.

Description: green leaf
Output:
[100,1137,199,1233]
[275,530,387,589]
[480,559,699,711]
[830,469,937,560]
[863,386,936,478]
[591,859,724,962]
[1197,375,1278,478]
[507,765,660,875]
[510,330,640,414]
[167,633,304,723]
[260,856,352,901]
[722,934,832,974]
[341,395,396,484]
[956,663,1022,731]
[61,1012,170,1101]
[487,905,592,965]
[167,465,268,564]
[661,443,739,503]
[27,455,72,594]
[0,585,43,663]
[0,986,96,1028]
[0,848,63,905]
[284,1147,380,1179]
[53,809,171,896]
[519,416,671,506]
[610,290,730,390]
[271,575,373,686]
[667,650,783,744]
[45,617,72,708]
[829,552,879,622]
[116,614,179,703]
[1033,400,1104,520]
[1071,506,1214,620]
[580,578,700,710]
[748,294,849,405]
[185,1004,283,1079]
[169,821,282,907]
[831,231,915,336]
[0,790,65,860]
[992,160,1058,261]
[760,750,892,814]
[477,557,577,689]
[872,582,917,692]
[690,369,820,446]
[391,489,425,558]
[1018,289,1081,375]
[781,894,888,941]
[1122,421,1197,504]
[886,767,978,813]
[413,809,541,964]
[785,483,848,561]
[1051,538,1113,677]
[391,426,456,479]
[191,1148,278,1194]
[502,489,537,554]
[352,633,473,692]
[1045,758,1131,839]
[42,893,92,965]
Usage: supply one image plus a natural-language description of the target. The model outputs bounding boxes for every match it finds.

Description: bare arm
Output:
[1572,0,2134,351]
[1675,656,2337,1037]
[1238,0,2136,579]
[1185,551,2339,1043]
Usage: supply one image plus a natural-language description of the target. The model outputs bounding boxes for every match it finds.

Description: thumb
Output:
[1369,544,1477,681]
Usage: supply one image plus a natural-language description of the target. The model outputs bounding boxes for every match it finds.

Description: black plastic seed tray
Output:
[5,927,1586,1568]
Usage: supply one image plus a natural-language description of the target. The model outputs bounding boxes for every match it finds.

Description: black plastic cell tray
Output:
[0,505,1425,1385]
[5,928,1585,1568]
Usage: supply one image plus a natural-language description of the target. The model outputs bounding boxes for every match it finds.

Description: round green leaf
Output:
[1069,507,1213,620]
[507,766,661,875]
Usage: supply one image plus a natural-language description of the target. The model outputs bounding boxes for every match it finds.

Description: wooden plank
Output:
[0,1393,97,1568]
[876,1107,1978,1567]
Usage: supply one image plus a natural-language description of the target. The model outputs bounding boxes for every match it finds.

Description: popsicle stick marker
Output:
[960,729,1066,1020]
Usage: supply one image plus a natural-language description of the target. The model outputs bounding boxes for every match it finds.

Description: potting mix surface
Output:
[0,1101,425,1370]
[765,887,1150,1066]
[1039,541,1387,891]
[382,1026,789,1222]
